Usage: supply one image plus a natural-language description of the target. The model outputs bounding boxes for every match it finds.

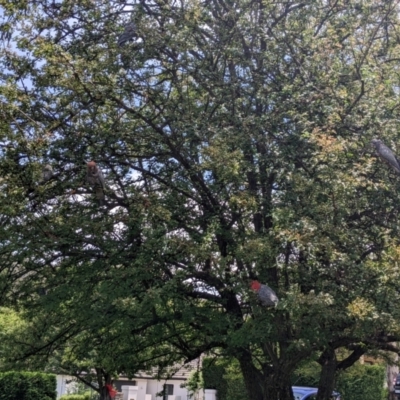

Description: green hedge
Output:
[202,358,228,400]
[336,364,386,400]
[202,358,247,400]
[0,371,56,400]
[59,393,92,400]
[292,361,321,387]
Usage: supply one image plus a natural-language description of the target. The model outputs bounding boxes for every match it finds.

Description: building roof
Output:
[133,358,201,381]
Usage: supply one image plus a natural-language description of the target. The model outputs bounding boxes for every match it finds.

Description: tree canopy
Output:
[2,0,400,399]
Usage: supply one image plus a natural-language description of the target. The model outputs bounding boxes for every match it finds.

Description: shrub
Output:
[0,371,56,400]
[223,362,247,400]
[59,393,92,400]
[202,358,228,400]
[292,361,321,387]
[202,358,247,400]
[336,363,386,400]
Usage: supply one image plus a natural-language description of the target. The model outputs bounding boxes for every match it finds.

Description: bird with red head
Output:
[250,280,279,307]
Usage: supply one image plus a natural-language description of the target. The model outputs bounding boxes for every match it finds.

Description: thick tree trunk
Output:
[238,353,264,400]
[264,371,295,400]
[238,352,294,400]
[95,368,113,400]
[316,348,337,400]
[99,386,112,400]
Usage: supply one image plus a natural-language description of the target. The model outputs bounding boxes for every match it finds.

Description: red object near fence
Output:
[105,384,118,399]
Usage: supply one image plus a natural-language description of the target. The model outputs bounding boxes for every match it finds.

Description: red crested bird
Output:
[250,280,279,307]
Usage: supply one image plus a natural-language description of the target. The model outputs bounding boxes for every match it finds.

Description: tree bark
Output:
[264,370,295,400]
[95,368,113,400]
[238,352,294,400]
[316,348,337,400]
[99,386,112,400]
[238,352,264,400]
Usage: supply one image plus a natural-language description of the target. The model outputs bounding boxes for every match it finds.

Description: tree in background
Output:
[0,300,183,400]
[2,0,400,399]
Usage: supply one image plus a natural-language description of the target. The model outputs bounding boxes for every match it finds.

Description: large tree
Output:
[2,0,400,399]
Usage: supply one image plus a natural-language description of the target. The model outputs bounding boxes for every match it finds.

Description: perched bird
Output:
[40,164,54,183]
[118,22,137,47]
[371,139,400,174]
[250,280,279,307]
[86,161,105,205]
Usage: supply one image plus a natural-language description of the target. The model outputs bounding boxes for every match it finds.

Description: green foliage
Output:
[184,369,204,398]
[202,358,247,400]
[0,308,38,370]
[293,361,386,400]
[60,393,92,400]
[223,362,248,400]
[2,0,400,399]
[0,371,56,400]
[292,361,321,387]
[202,358,228,400]
[336,364,386,400]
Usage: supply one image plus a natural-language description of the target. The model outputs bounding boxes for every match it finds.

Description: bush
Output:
[202,358,247,400]
[59,393,92,400]
[336,364,386,400]
[292,361,321,387]
[202,358,228,400]
[0,371,56,400]
[223,362,247,400]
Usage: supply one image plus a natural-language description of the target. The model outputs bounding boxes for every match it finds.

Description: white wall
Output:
[122,385,139,400]
[56,375,78,399]
[204,389,216,400]
[135,379,148,400]
[146,379,188,400]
